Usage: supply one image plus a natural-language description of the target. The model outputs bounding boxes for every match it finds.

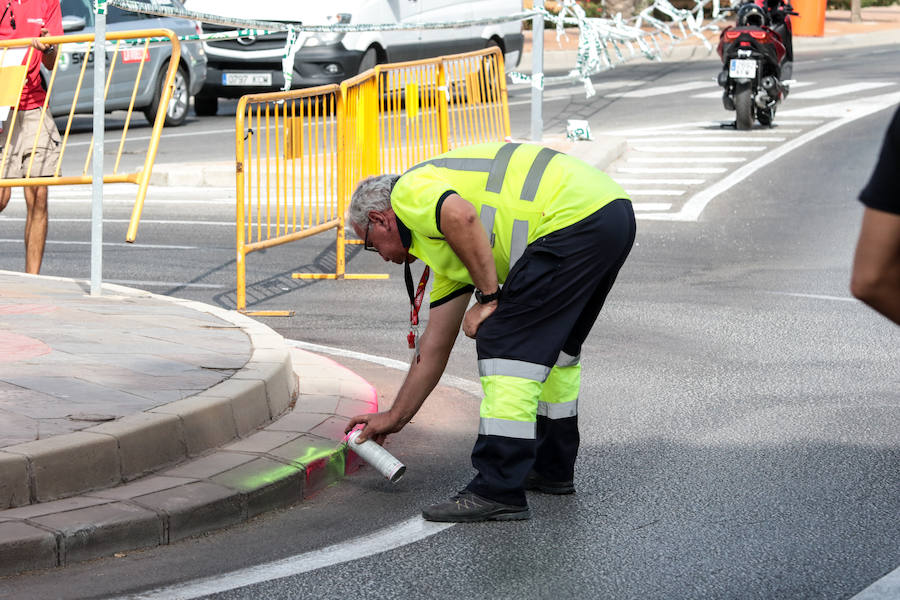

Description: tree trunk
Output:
[851,0,862,24]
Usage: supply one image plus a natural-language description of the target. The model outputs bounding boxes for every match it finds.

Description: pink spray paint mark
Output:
[0,304,58,315]
[0,332,52,361]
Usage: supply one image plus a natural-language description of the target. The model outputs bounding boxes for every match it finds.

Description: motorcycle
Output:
[716,0,798,130]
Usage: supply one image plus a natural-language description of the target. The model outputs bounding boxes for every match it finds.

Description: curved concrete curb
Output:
[0,282,299,507]
[0,347,377,576]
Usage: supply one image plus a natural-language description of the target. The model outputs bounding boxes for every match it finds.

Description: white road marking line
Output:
[605,81,711,98]
[627,189,685,196]
[631,145,766,152]
[626,157,747,164]
[65,128,236,147]
[618,178,706,185]
[691,80,815,99]
[851,564,900,599]
[772,119,824,125]
[631,136,786,143]
[0,217,233,226]
[104,279,226,289]
[765,291,858,303]
[790,81,895,100]
[289,340,482,396]
[0,239,198,249]
[617,167,727,174]
[639,90,900,221]
[625,129,801,137]
[114,516,454,600]
[631,202,673,211]
[8,198,236,206]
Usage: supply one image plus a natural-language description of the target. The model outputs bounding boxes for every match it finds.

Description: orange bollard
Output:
[791,0,826,36]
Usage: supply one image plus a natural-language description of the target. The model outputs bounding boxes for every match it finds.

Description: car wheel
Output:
[144,62,189,127]
[194,93,218,117]
[358,46,379,74]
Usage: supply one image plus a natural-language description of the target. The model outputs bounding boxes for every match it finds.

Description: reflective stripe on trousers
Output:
[538,351,581,420]
[477,351,580,439]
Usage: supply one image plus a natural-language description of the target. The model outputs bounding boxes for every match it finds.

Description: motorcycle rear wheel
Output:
[735,82,753,131]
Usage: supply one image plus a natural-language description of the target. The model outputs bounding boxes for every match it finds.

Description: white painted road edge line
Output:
[114,517,454,600]
[288,340,483,396]
[766,291,858,303]
[640,90,900,221]
[851,564,900,600]
[0,239,198,250]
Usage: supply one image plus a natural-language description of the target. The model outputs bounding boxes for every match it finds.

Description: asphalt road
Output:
[0,42,898,600]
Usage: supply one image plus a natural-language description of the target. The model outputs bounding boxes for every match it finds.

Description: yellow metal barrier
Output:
[0,30,180,243]
[234,47,509,313]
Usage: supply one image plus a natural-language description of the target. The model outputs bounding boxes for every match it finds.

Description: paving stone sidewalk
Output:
[0,271,377,575]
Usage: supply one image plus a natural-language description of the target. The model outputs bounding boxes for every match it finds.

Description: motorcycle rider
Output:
[763,0,794,79]
[734,0,793,80]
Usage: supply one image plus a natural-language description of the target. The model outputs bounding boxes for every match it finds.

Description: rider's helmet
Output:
[737,2,769,27]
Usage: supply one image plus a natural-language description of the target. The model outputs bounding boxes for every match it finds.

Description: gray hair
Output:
[349,174,399,228]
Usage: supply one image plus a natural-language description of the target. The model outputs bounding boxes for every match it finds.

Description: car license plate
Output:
[222,72,272,86]
[729,59,757,79]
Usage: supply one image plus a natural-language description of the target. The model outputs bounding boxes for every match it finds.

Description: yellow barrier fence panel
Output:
[233,47,510,311]
[234,84,387,312]
[0,30,181,244]
[442,47,511,148]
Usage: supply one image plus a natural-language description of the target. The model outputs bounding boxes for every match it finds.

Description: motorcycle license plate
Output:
[729,59,757,79]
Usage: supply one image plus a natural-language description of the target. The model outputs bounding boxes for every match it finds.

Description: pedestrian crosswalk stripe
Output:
[790,82,895,100]
[617,178,706,185]
[627,189,685,196]
[618,167,727,174]
[626,157,747,163]
[691,80,815,99]
[631,145,766,153]
[625,129,800,137]
[630,135,786,143]
[605,81,711,98]
[632,203,673,211]
[773,119,824,125]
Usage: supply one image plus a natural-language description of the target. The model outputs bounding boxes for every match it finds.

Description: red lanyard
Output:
[404,262,430,359]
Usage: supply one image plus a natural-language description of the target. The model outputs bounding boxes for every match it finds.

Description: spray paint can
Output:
[346,429,406,483]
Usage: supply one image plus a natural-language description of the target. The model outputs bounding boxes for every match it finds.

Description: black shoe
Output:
[524,470,575,495]
[422,490,531,522]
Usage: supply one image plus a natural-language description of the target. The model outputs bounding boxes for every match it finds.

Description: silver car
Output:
[50,0,207,126]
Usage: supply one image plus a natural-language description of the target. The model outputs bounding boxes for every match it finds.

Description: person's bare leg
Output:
[24,186,48,274]
[0,187,10,213]
[851,207,900,325]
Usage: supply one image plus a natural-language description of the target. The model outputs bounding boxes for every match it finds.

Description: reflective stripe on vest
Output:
[537,398,578,419]
[486,142,521,193]
[556,351,581,367]
[479,417,536,439]
[478,358,551,382]
[510,219,529,270]
[520,147,560,201]
[479,204,497,247]
[406,142,560,200]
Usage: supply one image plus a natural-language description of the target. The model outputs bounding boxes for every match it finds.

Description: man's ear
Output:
[368,209,391,229]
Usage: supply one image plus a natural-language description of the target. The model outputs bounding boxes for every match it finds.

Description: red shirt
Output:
[0,0,62,110]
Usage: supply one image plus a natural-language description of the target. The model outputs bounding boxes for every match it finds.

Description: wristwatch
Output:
[474,288,501,304]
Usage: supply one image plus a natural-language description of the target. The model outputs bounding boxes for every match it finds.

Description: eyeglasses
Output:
[363,221,377,252]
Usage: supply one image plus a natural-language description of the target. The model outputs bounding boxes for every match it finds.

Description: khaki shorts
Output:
[0,108,61,179]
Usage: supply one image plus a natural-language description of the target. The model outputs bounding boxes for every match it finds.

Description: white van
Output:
[182,0,524,115]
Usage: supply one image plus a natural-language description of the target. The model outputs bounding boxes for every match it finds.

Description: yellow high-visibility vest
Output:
[391,142,629,304]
